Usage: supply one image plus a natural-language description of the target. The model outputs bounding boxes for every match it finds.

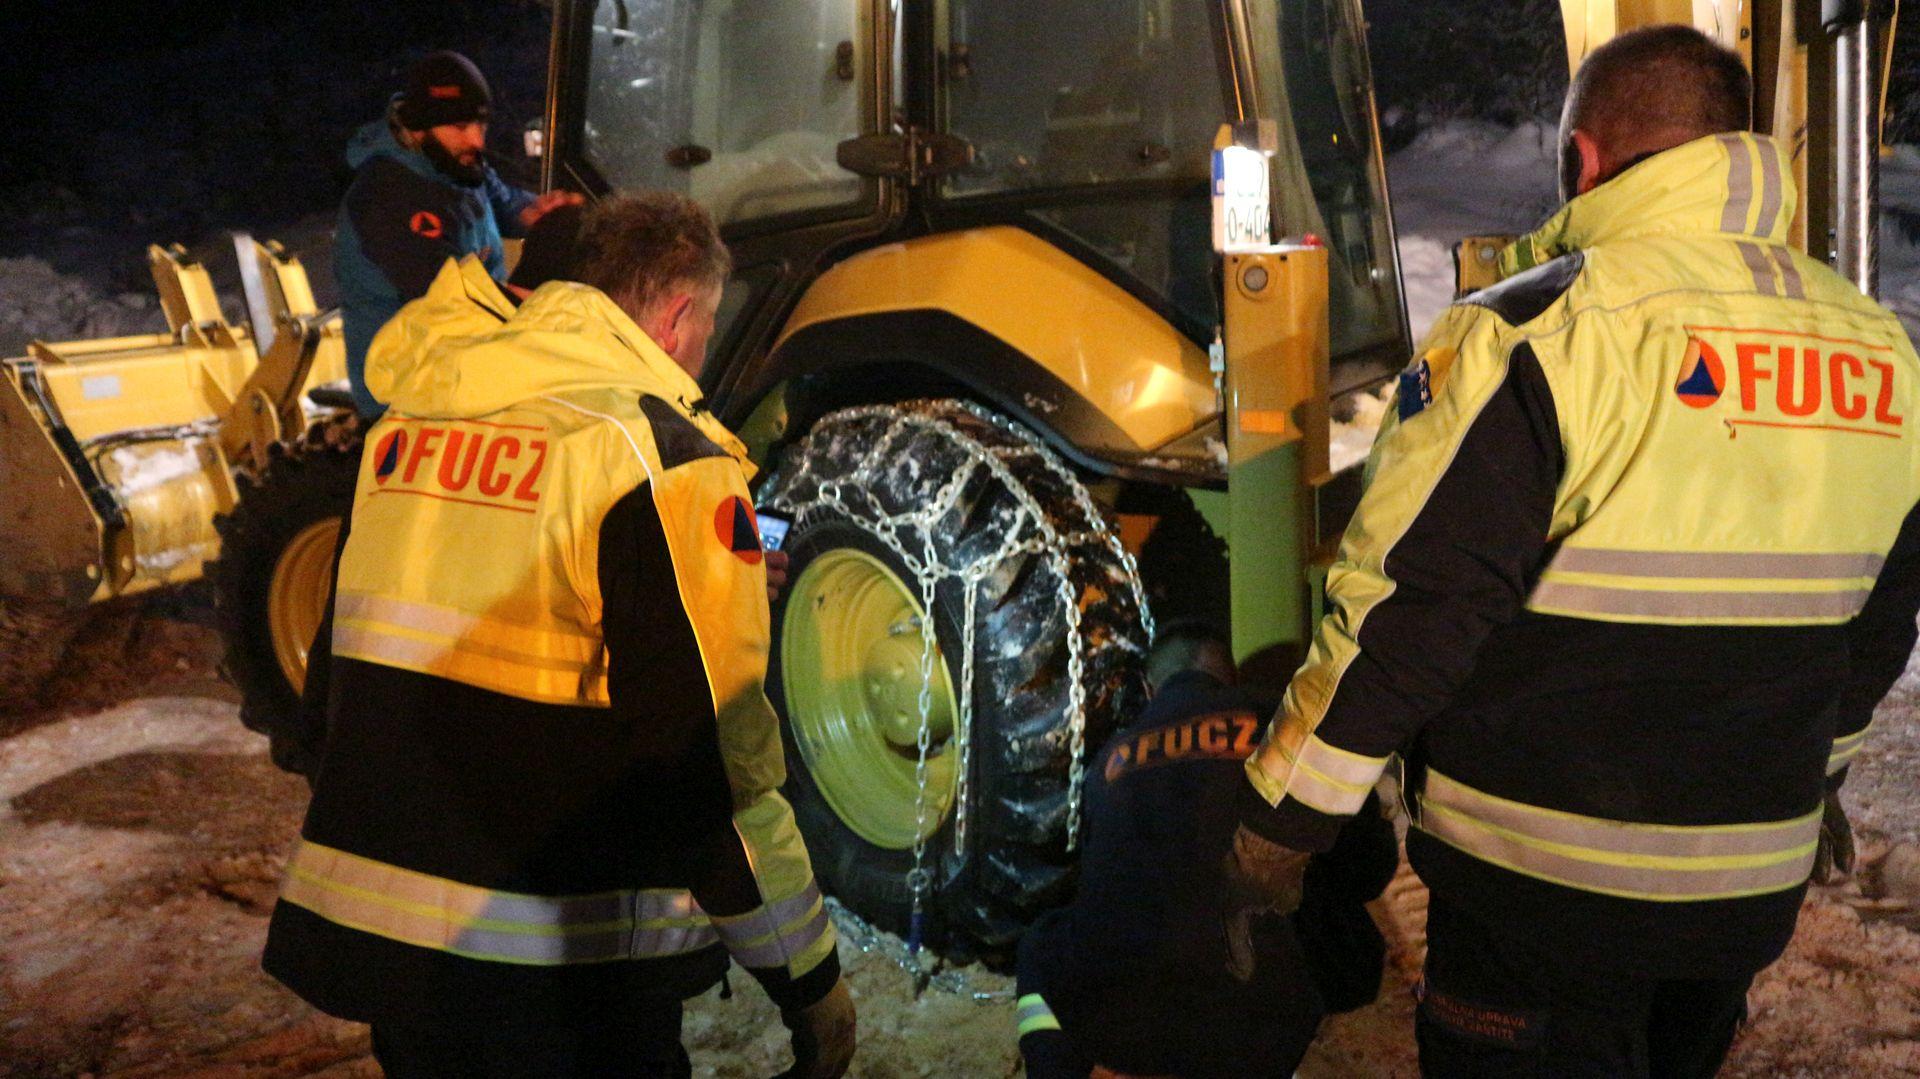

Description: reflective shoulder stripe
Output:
[1737,240,1779,296]
[1016,994,1063,1037]
[1718,134,1793,240]
[1829,726,1871,775]
[1529,548,1881,625]
[1768,245,1807,300]
[1250,731,1389,817]
[331,591,611,706]
[1753,138,1785,239]
[279,840,717,966]
[1414,768,1819,902]
[1718,134,1755,235]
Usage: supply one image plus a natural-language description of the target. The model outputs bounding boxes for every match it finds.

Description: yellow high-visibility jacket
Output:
[1242,132,1920,977]
[264,273,838,1027]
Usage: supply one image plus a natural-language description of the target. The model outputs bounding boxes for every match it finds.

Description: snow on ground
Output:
[1389,121,1562,341]
[1,122,1918,1078]
[0,211,338,360]
[0,258,165,358]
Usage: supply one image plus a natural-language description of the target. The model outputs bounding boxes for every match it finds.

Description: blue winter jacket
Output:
[335,119,534,418]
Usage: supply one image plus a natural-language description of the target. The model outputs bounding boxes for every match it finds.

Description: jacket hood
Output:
[345,115,436,181]
[365,256,517,406]
[1501,132,1797,276]
[375,280,744,458]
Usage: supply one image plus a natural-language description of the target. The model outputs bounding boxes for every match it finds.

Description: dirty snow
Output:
[1330,386,1393,473]
[1391,121,1920,346]
[0,257,165,358]
[102,440,212,498]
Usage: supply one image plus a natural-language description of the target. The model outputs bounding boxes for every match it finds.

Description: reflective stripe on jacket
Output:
[1241,133,1920,976]
[264,279,834,1025]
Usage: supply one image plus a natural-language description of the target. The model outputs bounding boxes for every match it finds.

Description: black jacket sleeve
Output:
[345,157,466,301]
[1833,499,1920,785]
[597,485,840,1011]
[1242,337,1564,851]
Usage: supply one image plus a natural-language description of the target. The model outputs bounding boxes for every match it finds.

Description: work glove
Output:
[774,976,856,1079]
[1813,787,1856,885]
[1221,823,1314,983]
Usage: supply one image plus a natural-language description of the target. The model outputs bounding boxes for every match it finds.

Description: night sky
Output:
[2,0,550,271]
[0,0,1911,279]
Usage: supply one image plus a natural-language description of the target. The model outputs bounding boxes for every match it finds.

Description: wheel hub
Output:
[863,632,954,747]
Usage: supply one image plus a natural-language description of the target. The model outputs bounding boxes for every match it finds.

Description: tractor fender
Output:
[746,227,1222,483]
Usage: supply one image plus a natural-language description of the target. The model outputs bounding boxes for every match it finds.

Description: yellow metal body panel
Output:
[774,226,1217,453]
[1226,248,1331,486]
[0,367,106,604]
[1560,0,1748,74]
[1453,236,1517,300]
[34,342,253,441]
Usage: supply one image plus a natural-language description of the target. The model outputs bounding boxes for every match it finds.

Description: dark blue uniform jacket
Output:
[334,118,533,418]
[1018,672,1398,1078]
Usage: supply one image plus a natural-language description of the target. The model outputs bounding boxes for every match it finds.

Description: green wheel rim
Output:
[782,547,959,850]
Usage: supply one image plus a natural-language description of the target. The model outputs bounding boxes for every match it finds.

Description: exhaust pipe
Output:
[1826,0,1883,297]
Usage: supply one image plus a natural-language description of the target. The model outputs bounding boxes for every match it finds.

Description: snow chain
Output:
[767,402,1153,962]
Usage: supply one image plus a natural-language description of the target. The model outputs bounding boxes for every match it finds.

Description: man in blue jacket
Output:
[335,50,580,418]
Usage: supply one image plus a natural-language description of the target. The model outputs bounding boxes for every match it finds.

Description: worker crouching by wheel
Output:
[1015,626,1398,1079]
[261,193,854,1079]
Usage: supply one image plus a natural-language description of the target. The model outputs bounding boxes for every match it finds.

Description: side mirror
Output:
[1452,235,1514,299]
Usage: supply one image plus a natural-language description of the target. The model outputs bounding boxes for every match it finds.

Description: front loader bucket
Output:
[0,241,346,609]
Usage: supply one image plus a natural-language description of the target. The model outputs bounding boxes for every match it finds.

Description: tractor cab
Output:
[544,0,1408,409]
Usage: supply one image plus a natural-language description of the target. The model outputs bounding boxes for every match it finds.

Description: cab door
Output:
[543,0,902,401]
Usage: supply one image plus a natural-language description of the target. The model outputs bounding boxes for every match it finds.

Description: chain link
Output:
[766,401,1152,962]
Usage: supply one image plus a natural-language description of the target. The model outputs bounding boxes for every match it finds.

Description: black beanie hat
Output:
[397,51,492,130]
[508,203,589,291]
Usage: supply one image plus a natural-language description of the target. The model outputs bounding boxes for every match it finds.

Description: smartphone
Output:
[755,510,792,553]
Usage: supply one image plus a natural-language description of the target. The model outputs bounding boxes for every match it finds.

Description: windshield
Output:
[1246,0,1404,359]
[939,0,1228,195]
[578,0,870,226]
[937,0,1403,364]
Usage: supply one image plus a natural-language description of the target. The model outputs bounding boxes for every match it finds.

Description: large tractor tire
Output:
[760,400,1151,959]
[211,419,361,775]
